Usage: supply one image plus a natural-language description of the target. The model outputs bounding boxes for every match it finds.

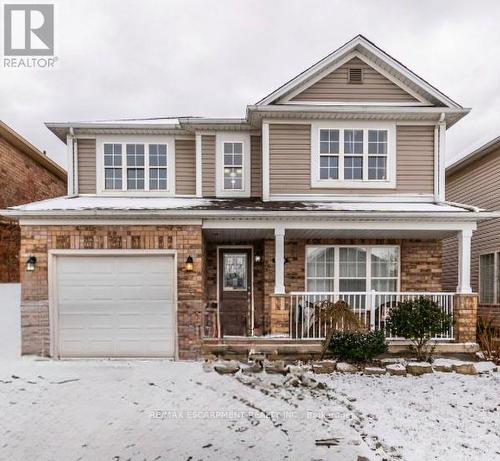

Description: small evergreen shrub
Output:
[328,330,388,362]
[385,296,452,361]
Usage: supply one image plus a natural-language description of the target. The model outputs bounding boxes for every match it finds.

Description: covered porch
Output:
[202,216,478,353]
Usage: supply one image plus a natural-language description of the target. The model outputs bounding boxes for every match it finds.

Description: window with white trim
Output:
[368,130,388,180]
[149,144,168,190]
[102,142,168,192]
[480,252,499,304]
[104,143,122,190]
[312,123,395,188]
[306,246,399,292]
[343,129,364,180]
[319,130,339,180]
[223,142,243,190]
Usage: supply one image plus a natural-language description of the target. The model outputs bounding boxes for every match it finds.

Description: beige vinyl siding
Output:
[251,135,262,197]
[443,147,500,293]
[396,126,435,194]
[268,124,434,195]
[175,139,196,195]
[291,57,418,102]
[202,135,216,197]
[77,139,96,194]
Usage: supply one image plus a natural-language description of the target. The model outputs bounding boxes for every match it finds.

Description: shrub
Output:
[385,296,452,361]
[328,330,388,362]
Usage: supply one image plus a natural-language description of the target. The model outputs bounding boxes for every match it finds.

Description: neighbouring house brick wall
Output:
[20,225,204,360]
[0,137,66,282]
[263,239,443,334]
[0,220,20,283]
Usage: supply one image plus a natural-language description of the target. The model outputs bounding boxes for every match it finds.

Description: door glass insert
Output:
[223,253,247,291]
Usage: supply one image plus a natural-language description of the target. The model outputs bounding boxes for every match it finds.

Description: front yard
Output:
[0,358,498,460]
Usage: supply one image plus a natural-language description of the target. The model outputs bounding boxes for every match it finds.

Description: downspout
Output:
[66,128,75,195]
[437,112,446,202]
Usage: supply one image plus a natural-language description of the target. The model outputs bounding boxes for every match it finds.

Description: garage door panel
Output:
[56,254,175,358]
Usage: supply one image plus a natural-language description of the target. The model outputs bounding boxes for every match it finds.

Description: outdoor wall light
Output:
[26,255,37,272]
[254,254,262,263]
[185,255,194,272]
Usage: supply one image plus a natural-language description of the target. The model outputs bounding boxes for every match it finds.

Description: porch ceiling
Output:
[203,227,457,242]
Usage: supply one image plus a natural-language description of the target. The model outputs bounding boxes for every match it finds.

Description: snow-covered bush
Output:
[328,330,387,362]
[386,297,452,361]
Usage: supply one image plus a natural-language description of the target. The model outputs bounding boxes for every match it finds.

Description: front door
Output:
[219,248,252,336]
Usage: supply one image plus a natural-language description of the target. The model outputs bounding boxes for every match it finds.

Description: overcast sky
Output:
[1,0,499,169]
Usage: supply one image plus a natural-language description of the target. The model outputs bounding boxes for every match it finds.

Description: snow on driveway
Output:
[0,358,498,461]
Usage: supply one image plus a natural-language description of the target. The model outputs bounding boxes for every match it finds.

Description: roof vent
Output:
[348,68,363,84]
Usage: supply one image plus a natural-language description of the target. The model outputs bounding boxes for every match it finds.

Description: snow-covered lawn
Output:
[0,358,498,461]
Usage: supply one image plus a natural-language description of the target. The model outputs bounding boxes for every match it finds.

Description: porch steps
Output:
[202,338,324,360]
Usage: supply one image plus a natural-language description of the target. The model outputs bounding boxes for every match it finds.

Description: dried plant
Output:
[318,299,363,359]
[477,315,500,362]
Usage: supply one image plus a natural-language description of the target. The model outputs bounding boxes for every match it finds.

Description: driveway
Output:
[0,358,498,460]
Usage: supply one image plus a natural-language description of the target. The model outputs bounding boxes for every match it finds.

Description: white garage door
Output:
[55,254,175,358]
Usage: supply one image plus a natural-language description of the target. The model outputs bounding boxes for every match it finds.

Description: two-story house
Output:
[444,137,500,330]
[4,35,496,360]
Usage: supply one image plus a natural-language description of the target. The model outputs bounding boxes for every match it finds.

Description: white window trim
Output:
[310,120,396,189]
[96,135,176,196]
[479,251,499,304]
[305,244,401,292]
[215,132,251,198]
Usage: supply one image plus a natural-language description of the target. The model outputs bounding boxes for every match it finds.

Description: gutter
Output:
[3,208,500,221]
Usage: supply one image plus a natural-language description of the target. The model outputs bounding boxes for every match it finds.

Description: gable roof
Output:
[256,35,463,109]
[0,121,66,181]
[447,136,500,176]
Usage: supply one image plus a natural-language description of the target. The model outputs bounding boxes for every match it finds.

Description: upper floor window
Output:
[99,138,172,193]
[311,122,396,189]
[104,143,122,190]
[216,132,251,198]
[223,142,243,190]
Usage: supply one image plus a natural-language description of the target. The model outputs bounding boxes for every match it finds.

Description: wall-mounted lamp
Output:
[185,255,194,272]
[26,255,37,272]
[254,254,262,263]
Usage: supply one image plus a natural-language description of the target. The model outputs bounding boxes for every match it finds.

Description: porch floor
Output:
[202,337,479,359]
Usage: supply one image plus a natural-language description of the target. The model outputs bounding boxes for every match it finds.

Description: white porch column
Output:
[457,228,473,293]
[274,224,285,294]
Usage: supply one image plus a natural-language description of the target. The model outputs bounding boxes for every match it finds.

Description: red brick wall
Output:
[20,225,204,359]
[0,137,66,282]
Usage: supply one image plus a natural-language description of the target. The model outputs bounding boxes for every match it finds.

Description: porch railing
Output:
[287,292,455,341]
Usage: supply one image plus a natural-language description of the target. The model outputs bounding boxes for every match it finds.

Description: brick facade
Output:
[203,238,444,337]
[20,225,204,359]
[454,294,478,342]
[0,136,66,282]
[262,239,443,334]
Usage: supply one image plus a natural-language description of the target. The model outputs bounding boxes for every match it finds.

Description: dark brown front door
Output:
[219,248,252,336]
